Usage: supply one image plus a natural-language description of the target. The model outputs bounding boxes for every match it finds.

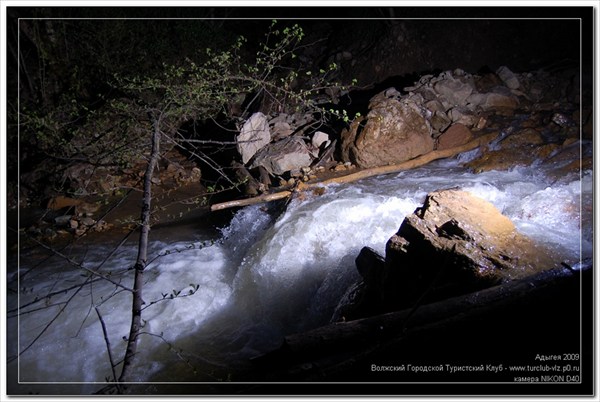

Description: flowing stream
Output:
[7,146,593,394]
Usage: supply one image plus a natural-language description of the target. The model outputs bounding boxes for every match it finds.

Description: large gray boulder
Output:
[432,71,476,107]
[237,112,271,164]
[251,136,313,176]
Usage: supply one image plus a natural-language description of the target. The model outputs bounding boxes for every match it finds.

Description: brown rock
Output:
[436,124,473,150]
[533,143,561,160]
[475,73,503,93]
[465,148,536,173]
[47,196,81,210]
[465,128,545,172]
[382,189,559,309]
[502,128,544,147]
[341,89,434,168]
[482,92,519,111]
[542,140,593,177]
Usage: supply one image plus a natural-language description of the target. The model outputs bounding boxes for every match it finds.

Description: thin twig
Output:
[95,306,122,393]
[10,228,137,316]
[9,276,91,363]
[24,235,133,292]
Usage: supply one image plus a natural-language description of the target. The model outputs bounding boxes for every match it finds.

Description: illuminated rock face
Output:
[341,88,435,168]
[382,189,559,308]
[345,189,562,319]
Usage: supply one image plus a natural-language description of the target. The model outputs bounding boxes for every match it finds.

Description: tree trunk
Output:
[210,132,499,212]
[118,114,161,384]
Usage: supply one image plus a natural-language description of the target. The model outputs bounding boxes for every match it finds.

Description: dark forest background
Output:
[4,6,591,208]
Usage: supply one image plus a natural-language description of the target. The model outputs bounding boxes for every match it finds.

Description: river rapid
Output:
[6,145,593,394]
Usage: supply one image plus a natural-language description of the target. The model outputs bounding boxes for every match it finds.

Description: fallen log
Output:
[210,190,293,211]
[210,132,499,212]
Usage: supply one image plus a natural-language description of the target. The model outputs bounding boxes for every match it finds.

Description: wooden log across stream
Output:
[210,132,499,212]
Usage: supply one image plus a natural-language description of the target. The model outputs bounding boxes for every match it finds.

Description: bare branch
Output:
[9,276,91,363]
[95,306,122,393]
[10,227,137,316]
[24,235,134,292]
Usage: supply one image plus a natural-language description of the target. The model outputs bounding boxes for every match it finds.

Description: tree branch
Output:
[9,276,91,363]
[24,235,133,292]
[95,306,122,392]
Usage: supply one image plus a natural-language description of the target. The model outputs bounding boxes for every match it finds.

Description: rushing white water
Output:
[7,152,593,393]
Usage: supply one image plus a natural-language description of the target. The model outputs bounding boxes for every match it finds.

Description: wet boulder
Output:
[465,128,552,173]
[341,88,434,168]
[382,189,559,309]
[342,189,560,319]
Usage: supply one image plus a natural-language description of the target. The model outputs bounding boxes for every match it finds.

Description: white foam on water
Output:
[8,159,592,391]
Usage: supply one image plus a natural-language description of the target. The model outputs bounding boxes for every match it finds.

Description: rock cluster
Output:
[22,146,205,241]
[235,66,531,183]
[49,148,202,201]
[340,65,586,170]
[26,196,112,241]
[235,111,337,187]
[337,188,561,321]
[465,115,590,178]
[232,64,590,199]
